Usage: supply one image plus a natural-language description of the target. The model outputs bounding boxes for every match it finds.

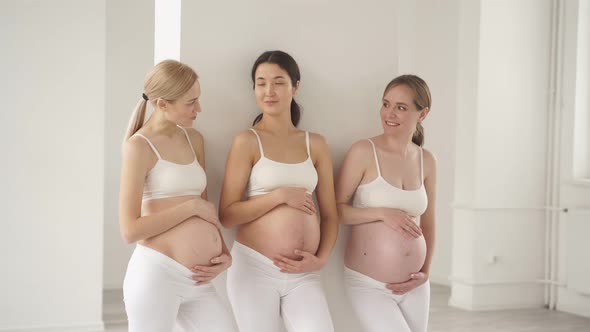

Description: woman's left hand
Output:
[274,249,325,273]
[191,254,232,285]
[386,272,428,295]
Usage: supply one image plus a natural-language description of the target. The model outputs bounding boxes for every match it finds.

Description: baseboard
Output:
[557,287,590,318]
[449,281,545,311]
[0,322,104,332]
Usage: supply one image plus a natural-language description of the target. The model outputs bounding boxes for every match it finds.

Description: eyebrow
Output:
[256,76,287,80]
[382,99,409,106]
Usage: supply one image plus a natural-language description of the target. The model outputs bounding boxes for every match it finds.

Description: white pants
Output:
[344,267,430,332]
[226,241,334,332]
[123,244,237,332]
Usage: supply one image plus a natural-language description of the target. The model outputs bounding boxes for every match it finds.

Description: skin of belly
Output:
[140,195,222,269]
[345,222,426,283]
[236,200,321,262]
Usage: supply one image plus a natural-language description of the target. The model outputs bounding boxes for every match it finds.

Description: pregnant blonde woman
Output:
[336,75,437,332]
[119,60,236,332]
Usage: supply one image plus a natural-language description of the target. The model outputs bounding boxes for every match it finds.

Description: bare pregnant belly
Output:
[345,222,426,283]
[140,196,222,269]
[237,204,320,261]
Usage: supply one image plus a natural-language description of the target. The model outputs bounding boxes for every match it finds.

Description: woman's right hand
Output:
[185,198,220,226]
[275,187,316,215]
[381,208,422,239]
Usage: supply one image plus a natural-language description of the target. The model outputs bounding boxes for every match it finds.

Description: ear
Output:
[418,107,430,122]
[292,80,300,95]
[156,98,168,111]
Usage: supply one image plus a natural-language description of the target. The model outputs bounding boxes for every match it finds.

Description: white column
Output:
[450,0,553,310]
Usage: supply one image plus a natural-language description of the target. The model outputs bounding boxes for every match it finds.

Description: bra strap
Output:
[305,131,311,157]
[249,128,264,157]
[367,139,382,177]
[420,147,424,183]
[178,126,197,159]
[134,134,162,160]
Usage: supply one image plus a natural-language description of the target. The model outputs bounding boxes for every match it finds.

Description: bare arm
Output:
[336,140,385,225]
[311,134,339,263]
[419,148,437,275]
[189,129,230,255]
[118,137,199,243]
[219,131,285,228]
[336,140,422,239]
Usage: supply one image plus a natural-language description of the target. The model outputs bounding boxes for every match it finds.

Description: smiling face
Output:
[380,84,427,136]
[254,62,298,118]
[158,80,202,127]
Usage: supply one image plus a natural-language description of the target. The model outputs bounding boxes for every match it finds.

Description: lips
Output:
[385,120,400,127]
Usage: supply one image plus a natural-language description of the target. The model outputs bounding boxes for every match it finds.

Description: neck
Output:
[255,111,295,136]
[144,109,179,137]
[379,132,414,157]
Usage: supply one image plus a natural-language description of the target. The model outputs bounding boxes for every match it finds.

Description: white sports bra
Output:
[134,126,206,201]
[246,128,318,197]
[352,139,428,216]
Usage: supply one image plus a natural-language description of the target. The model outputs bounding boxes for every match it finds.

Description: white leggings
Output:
[226,241,334,332]
[123,244,237,332]
[344,267,430,332]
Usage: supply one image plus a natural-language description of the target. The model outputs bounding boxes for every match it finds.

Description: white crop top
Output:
[352,139,428,216]
[246,129,318,197]
[134,126,206,201]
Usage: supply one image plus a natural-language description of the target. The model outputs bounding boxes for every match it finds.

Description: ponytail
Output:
[124,98,148,142]
[412,122,424,146]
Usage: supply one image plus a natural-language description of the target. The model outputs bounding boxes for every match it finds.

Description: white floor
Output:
[104,284,590,332]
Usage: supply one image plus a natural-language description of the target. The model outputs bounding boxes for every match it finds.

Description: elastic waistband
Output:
[344,266,387,289]
[133,244,193,277]
[232,241,317,279]
[231,241,277,267]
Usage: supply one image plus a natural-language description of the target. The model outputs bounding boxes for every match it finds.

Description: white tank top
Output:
[352,139,428,216]
[247,128,318,197]
[134,126,207,201]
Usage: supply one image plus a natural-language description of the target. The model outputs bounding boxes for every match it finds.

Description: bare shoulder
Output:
[185,127,204,148]
[348,139,374,158]
[421,147,438,175]
[233,129,258,146]
[308,131,329,150]
[123,135,153,159]
[185,127,204,142]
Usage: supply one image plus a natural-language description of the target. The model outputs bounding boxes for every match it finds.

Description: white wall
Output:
[396,0,459,286]
[103,0,155,290]
[180,1,399,331]
[178,0,463,330]
[0,1,105,330]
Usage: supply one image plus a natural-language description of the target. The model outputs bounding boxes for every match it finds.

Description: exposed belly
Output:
[237,202,320,261]
[345,222,426,283]
[140,196,222,269]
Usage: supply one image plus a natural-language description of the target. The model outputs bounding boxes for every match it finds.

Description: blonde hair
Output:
[383,75,432,146]
[124,59,199,142]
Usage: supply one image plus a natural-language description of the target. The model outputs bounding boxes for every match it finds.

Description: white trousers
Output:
[123,244,237,332]
[344,267,430,332]
[226,241,334,332]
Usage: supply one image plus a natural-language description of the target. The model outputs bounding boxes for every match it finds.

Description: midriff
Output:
[236,196,320,261]
[140,195,222,269]
[345,221,426,283]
